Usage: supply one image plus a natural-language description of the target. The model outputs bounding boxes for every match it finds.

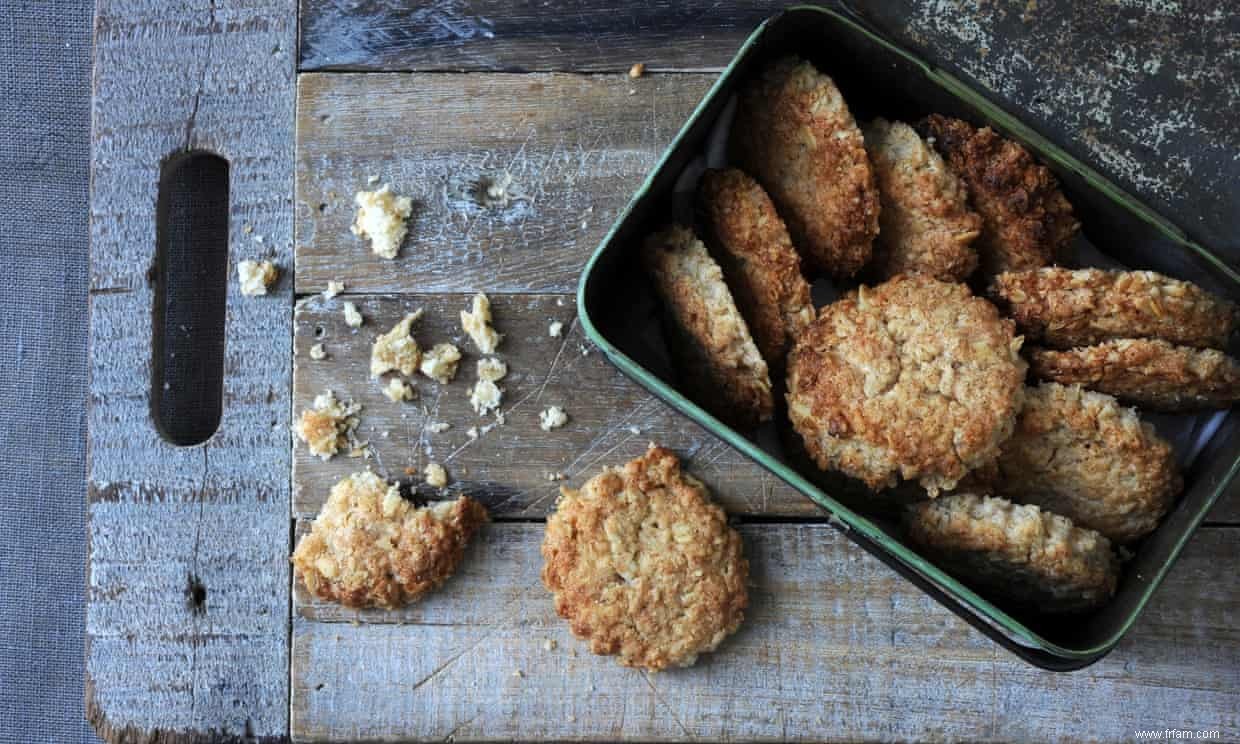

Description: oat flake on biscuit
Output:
[541,445,748,670]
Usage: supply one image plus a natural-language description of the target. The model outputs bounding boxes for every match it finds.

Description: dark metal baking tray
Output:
[577,3,1240,670]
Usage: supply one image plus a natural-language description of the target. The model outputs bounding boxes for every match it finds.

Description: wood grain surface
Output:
[297,0,1240,267]
[87,1,295,741]
[291,523,1240,741]
[295,72,712,295]
[292,293,809,519]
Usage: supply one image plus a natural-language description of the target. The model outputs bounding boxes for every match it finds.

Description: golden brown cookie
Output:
[697,167,814,367]
[991,267,1238,350]
[906,493,1118,613]
[862,118,981,281]
[541,445,748,670]
[642,225,774,429]
[919,115,1077,277]
[993,382,1181,543]
[730,57,879,277]
[1029,338,1240,412]
[292,471,488,609]
[786,275,1026,494]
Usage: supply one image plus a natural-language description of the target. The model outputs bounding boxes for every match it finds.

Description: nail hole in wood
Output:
[185,572,207,615]
[152,150,229,446]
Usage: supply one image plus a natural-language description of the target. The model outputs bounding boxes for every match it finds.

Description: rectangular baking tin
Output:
[577,3,1240,670]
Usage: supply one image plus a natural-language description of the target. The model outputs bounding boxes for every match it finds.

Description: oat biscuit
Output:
[697,167,814,367]
[919,115,1077,277]
[786,275,1026,494]
[642,225,774,429]
[730,57,879,277]
[292,471,487,608]
[993,382,1181,543]
[906,493,1118,613]
[862,118,981,281]
[990,267,1237,349]
[1030,338,1240,411]
[541,446,748,670]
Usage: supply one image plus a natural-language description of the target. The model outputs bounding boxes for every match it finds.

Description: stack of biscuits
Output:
[642,55,1240,615]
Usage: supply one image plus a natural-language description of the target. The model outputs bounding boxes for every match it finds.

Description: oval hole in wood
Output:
[152,151,230,446]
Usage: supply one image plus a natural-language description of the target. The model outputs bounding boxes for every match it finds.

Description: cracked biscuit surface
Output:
[862,118,981,282]
[730,57,878,277]
[919,115,1077,277]
[697,167,814,368]
[541,445,748,670]
[642,225,774,429]
[992,382,1181,543]
[786,275,1026,494]
[292,471,488,609]
[1030,338,1240,412]
[906,493,1118,613]
[990,267,1237,350]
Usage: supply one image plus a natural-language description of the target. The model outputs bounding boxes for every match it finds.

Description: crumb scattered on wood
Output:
[382,377,416,403]
[548,320,564,338]
[371,311,423,377]
[477,357,508,382]
[237,260,278,296]
[295,390,360,460]
[323,280,344,299]
[420,342,462,384]
[424,462,448,488]
[343,301,364,328]
[461,293,502,353]
[309,343,327,360]
[539,406,568,431]
[351,185,413,260]
[629,62,645,78]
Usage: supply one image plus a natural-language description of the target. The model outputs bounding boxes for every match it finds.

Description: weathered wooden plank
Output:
[295,72,713,295]
[297,0,781,72]
[290,523,1240,742]
[296,1,1240,261]
[292,293,810,519]
[87,1,295,741]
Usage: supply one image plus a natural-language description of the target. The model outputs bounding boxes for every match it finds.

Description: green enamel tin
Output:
[577,4,1240,669]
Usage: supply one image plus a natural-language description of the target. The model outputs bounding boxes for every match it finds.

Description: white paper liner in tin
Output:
[668,94,1228,474]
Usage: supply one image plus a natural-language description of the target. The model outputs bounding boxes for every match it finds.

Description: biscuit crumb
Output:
[542,638,557,652]
[424,462,448,488]
[383,377,416,403]
[511,670,523,678]
[629,62,645,78]
[539,406,569,431]
[295,390,360,460]
[466,426,479,440]
[477,357,508,382]
[461,293,502,353]
[427,422,451,433]
[627,426,641,436]
[419,342,462,384]
[237,260,278,296]
[351,185,413,259]
[371,311,424,377]
[323,280,344,299]
[343,301,364,328]
[309,343,327,361]
[469,380,502,415]
[367,174,380,185]
[546,472,566,482]
[548,320,564,338]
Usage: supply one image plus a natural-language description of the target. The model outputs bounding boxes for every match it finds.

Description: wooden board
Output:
[291,293,809,519]
[294,72,713,295]
[87,1,295,742]
[291,524,1240,741]
[296,0,1240,260]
